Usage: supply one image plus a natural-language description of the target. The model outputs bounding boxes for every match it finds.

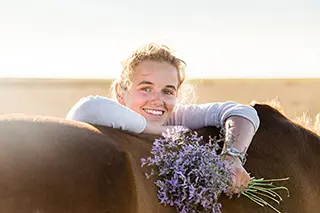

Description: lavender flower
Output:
[141,126,290,213]
[141,126,233,213]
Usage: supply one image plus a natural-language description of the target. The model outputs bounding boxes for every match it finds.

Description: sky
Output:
[0,0,319,79]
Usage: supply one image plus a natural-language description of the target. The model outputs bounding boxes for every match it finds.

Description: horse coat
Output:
[0,104,319,213]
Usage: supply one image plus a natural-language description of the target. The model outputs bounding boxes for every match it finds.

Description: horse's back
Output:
[0,115,137,213]
[1,105,320,213]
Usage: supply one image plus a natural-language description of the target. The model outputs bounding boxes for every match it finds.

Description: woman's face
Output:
[118,60,179,126]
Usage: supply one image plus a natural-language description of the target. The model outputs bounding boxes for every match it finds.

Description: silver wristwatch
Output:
[221,147,247,165]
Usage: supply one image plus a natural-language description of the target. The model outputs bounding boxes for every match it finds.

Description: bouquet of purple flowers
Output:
[141,126,289,213]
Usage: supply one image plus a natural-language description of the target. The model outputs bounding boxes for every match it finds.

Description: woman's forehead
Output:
[132,61,179,86]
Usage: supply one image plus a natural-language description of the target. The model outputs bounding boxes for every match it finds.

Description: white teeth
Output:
[144,109,164,116]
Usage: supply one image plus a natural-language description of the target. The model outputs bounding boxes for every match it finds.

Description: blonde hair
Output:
[111,43,197,104]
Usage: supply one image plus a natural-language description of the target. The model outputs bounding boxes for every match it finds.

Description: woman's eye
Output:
[163,89,174,95]
[141,87,152,92]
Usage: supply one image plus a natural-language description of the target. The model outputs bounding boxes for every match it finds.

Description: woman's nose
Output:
[151,91,164,106]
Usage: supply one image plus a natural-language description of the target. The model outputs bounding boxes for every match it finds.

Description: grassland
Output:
[0,78,319,126]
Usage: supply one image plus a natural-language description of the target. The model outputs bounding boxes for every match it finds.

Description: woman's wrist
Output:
[221,147,247,165]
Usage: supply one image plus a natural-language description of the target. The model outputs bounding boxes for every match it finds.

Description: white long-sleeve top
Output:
[66,95,260,134]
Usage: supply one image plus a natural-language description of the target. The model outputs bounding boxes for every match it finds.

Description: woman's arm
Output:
[223,116,255,193]
[66,95,147,133]
[223,116,255,154]
[167,101,260,132]
[167,101,259,160]
[167,101,260,193]
[66,95,179,135]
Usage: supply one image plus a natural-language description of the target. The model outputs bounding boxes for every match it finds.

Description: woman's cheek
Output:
[133,90,149,100]
[164,96,176,109]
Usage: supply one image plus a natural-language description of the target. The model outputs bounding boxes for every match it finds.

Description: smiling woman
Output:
[65,43,261,195]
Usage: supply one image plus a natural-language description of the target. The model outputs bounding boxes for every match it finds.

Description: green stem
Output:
[248,186,281,199]
[247,190,281,204]
[250,182,274,187]
[244,191,282,213]
[245,191,269,205]
[241,192,265,207]
[250,177,289,183]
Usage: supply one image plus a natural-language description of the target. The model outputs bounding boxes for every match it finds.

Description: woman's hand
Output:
[225,155,250,194]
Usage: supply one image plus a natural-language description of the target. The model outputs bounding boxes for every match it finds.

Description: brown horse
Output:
[0,103,319,213]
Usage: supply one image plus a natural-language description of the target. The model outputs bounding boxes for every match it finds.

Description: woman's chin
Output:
[145,117,167,126]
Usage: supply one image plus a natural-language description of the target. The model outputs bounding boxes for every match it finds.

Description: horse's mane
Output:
[251,98,320,136]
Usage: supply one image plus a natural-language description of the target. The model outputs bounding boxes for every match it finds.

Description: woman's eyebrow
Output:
[165,85,177,91]
[137,81,153,86]
[137,81,177,91]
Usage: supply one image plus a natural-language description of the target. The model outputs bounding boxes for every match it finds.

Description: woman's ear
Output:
[115,82,126,106]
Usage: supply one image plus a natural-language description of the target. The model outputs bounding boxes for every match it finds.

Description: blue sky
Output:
[0,0,319,79]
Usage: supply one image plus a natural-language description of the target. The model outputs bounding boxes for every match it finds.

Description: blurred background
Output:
[0,0,319,122]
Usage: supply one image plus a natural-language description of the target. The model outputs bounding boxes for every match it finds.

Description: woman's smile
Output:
[142,108,165,116]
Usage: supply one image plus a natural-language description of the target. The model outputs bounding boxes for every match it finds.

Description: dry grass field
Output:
[0,78,319,130]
